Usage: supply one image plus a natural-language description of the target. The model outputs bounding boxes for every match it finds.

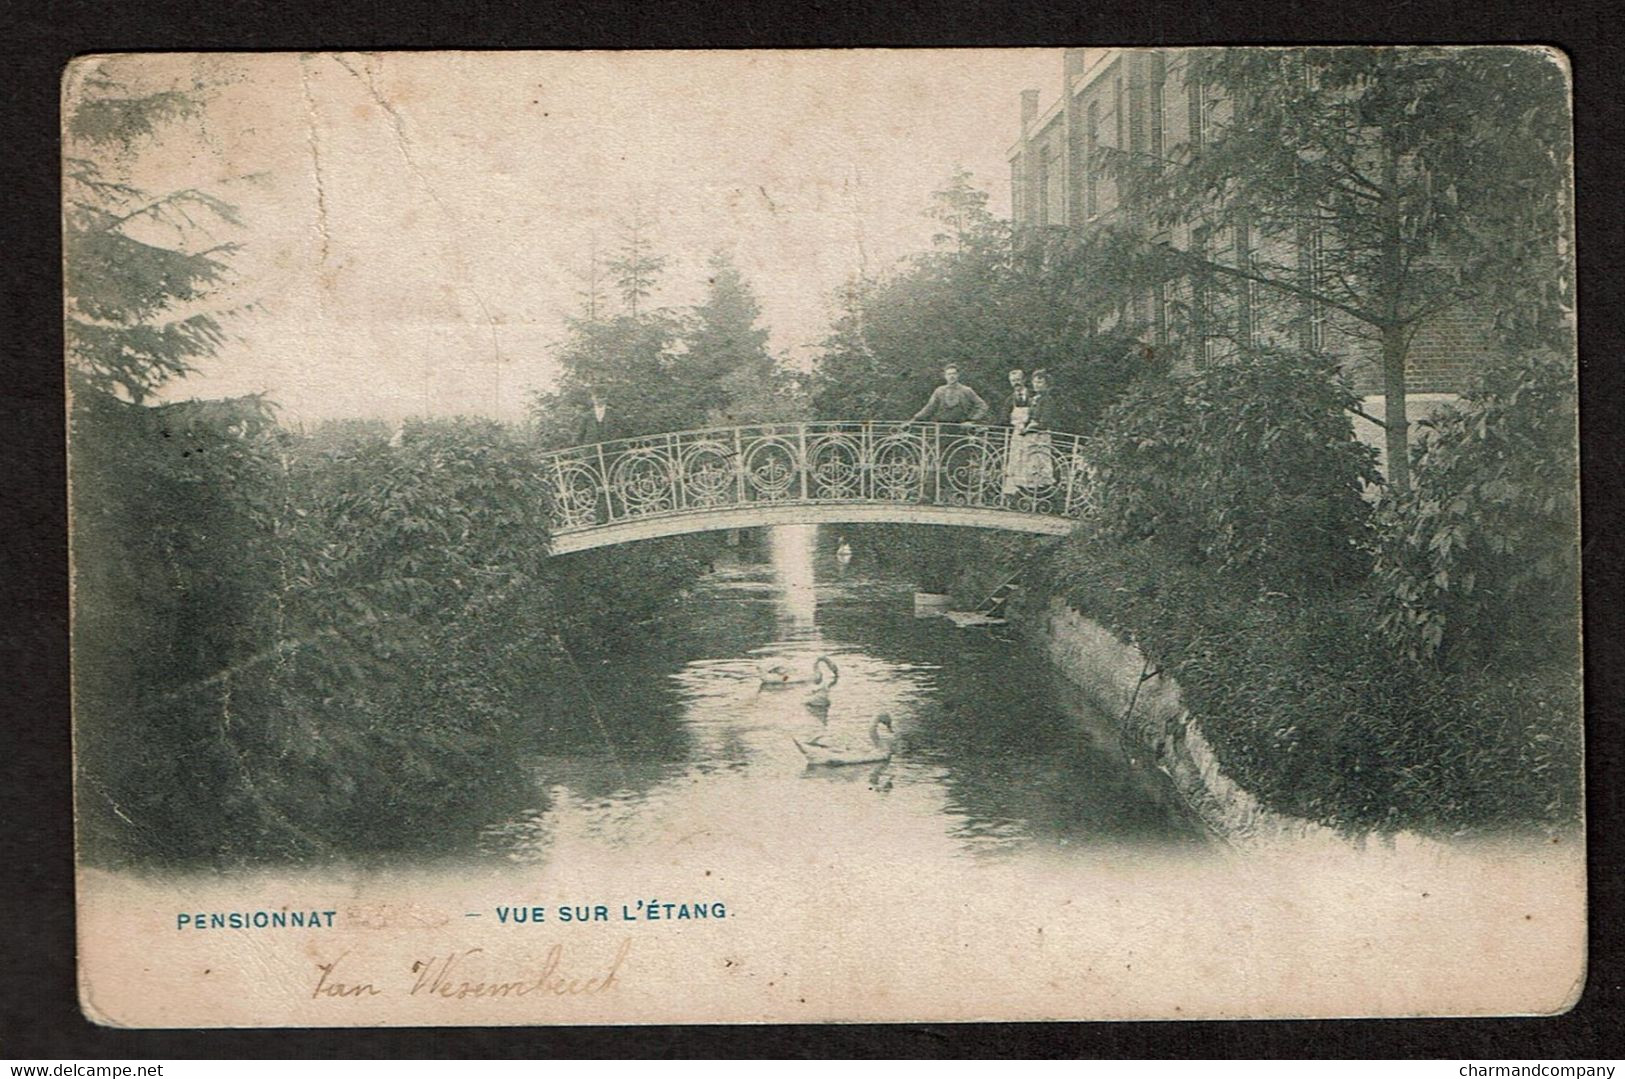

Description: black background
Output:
[3,0,1621,1059]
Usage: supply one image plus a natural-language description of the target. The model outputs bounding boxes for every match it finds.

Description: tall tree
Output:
[685,252,798,424]
[607,206,667,317]
[811,172,1160,432]
[530,312,688,443]
[579,233,607,323]
[812,273,892,421]
[530,228,694,442]
[64,66,243,403]
[1103,47,1572,490]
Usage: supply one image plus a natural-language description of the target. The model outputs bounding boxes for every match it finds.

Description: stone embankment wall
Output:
[1019,596,1344,848]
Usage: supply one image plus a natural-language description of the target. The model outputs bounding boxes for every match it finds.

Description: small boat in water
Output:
[794,715,895,767]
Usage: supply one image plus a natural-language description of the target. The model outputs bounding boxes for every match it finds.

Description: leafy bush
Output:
[1020,347,1580,837]
[280,417,554,630]
[1373,350,1581,667]
[1091,347,1378,592]
[545,538,714,649]
[71,390,282,700]
[72,406,556,863]
[71,390,289,861]
[1036,531,1581,834]
[72,403,713,866]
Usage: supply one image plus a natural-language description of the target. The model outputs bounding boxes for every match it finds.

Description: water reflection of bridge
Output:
[541,421,1099,554]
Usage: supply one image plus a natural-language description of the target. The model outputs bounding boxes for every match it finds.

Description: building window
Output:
[1192,224,1230,365]
[1187,78,1204,151]
[1190,257,1211,366]
[1036,144,1052,228]
[1236,218,1257,348]
[1114,75,1125,148]
[1086,101,1099,219]
[1298,52,1321,92]
[1203,91,1221,144]
[1150,71,1165,164]
[1193,279,1213,365]
[1303,228,1328,351]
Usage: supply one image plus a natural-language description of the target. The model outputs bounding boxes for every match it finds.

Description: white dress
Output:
[1003,404,1033,495]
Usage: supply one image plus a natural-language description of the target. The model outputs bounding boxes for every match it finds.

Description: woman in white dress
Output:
[1001,369,1034,495]
[1021,369,1058,491]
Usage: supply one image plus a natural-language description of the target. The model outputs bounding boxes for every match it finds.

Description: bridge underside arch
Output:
[548,503,1075,555]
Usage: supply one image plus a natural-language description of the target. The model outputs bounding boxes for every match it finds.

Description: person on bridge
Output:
[1001,368,1029,417]
[571,391,622,523]
[910,364,990,425]
[1018,368,1058,490]
[1027,369,1059,431]
[1001,369,1034,495]
[574,391,618,446]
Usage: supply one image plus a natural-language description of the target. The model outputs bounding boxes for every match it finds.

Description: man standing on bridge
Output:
[910,364,990,425]
[574,390,619,446]
[570,390,622,524]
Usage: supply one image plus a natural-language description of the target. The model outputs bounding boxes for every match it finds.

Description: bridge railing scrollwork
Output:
[539,421,1100,542]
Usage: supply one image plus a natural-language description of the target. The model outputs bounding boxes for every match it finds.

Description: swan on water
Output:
[803,656,839,710]
[758,654,837,693]
[794,714,895,767]
[757,660,802,689]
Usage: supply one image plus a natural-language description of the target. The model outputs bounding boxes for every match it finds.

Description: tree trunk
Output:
[1381,322,1410,492]
[1377,119,1411,493]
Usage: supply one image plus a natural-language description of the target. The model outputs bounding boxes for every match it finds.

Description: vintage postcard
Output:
[67,48,1583,1027]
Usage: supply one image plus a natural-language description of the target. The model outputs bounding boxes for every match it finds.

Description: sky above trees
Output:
[74,50,1063,424]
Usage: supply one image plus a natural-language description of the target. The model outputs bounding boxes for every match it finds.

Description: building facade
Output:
[1008,48,1497,400]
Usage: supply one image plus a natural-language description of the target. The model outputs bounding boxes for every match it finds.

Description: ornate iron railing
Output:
[539,421,1100,542]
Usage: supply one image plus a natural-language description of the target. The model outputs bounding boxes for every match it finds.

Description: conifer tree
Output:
[64,66,243,402]
[686,252,798,424]
[531,221,688,441]
[607,206,667,318]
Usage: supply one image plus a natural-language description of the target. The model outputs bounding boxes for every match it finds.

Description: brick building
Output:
[1008,48,1499,408]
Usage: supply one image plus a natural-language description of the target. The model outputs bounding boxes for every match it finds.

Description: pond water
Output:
[478,525,1202,867]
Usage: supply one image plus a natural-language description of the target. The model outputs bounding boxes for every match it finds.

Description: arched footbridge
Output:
[542,421,1099,554]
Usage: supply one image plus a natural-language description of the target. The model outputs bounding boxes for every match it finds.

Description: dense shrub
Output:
[545,538,714,650]
[72,391,289,861]
[1373,350,1581,668]
[72,406,559,863]
[1090,347,1378,592]
[1036,531,1582,834]
[72,402,712,866]
[280,418,554,630]
[1021,347,1581,836]
[70,390,282,707]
